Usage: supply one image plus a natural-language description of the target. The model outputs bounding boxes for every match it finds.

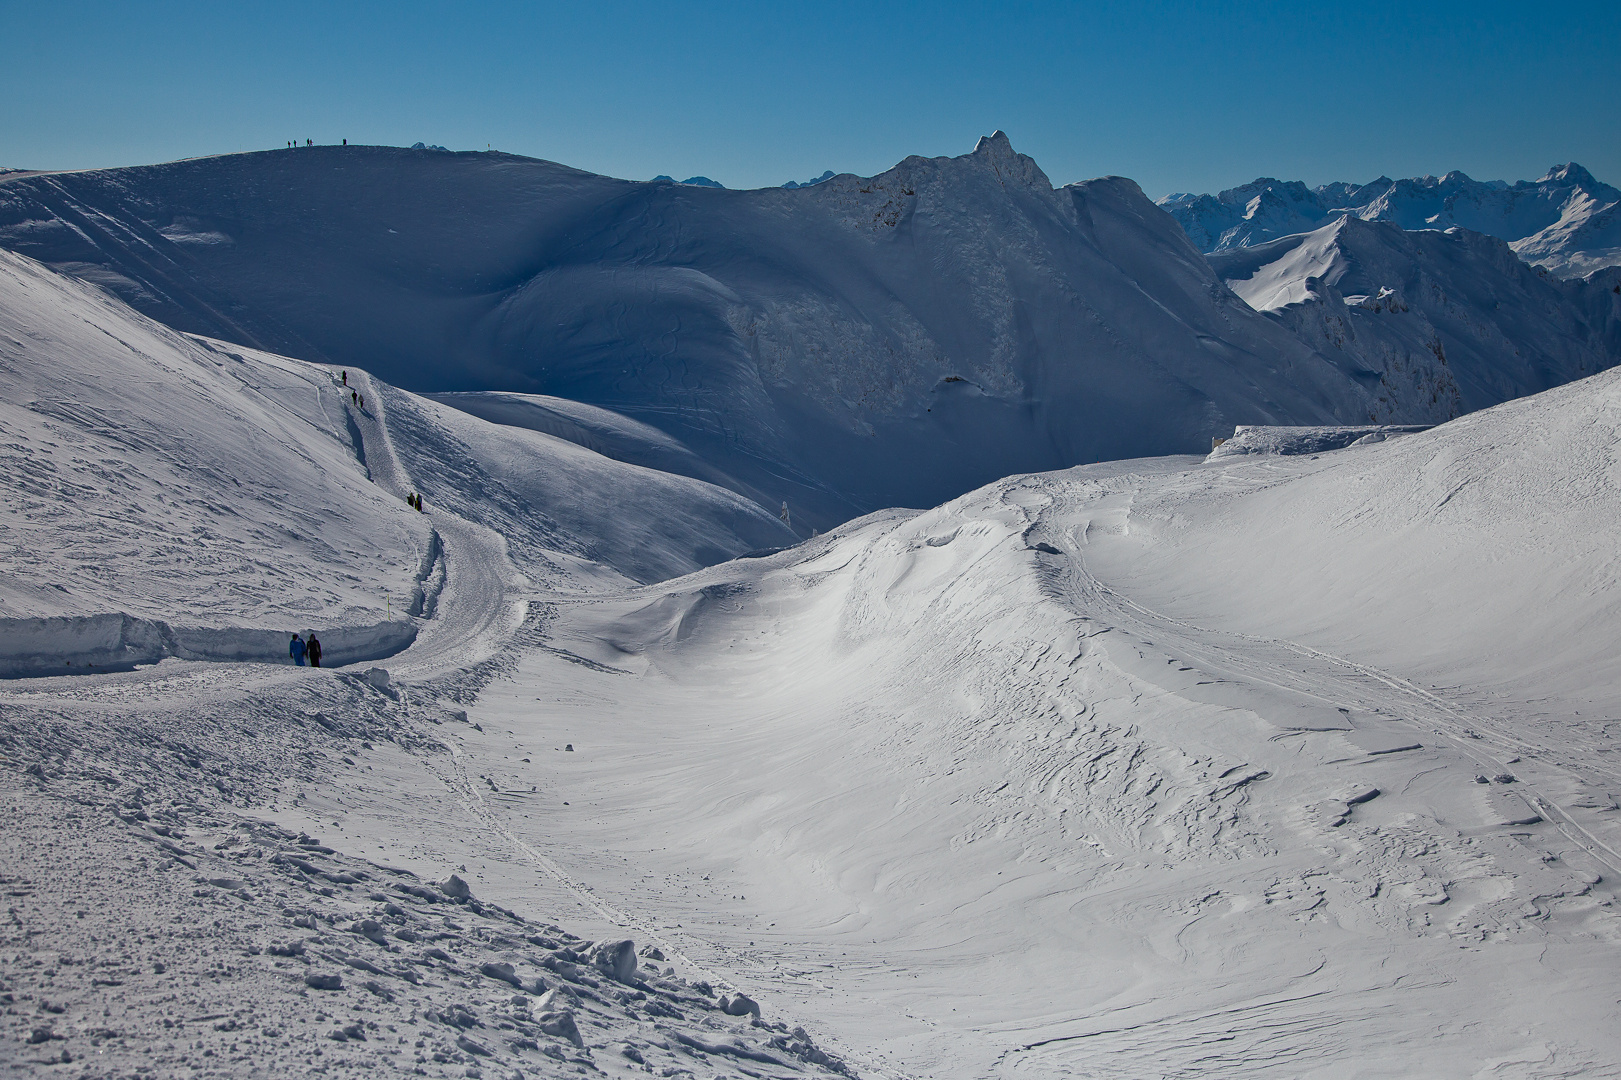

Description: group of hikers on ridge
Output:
[340,370,364,409]
[289,632,322,667]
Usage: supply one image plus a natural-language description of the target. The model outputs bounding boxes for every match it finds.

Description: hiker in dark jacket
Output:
[289,633,307,666]
[306,633,323,668]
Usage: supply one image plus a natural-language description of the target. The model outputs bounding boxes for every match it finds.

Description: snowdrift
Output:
[0,613,417,678]
[1086,363,1621,718]
[499,366,1621,1075]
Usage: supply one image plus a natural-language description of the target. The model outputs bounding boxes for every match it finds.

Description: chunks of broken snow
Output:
[0,775,859,1078]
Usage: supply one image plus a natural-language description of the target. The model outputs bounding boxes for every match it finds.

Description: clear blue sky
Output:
[4,0,1617,197]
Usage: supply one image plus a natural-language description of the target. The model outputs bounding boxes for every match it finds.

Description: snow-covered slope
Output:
[1161,163,1621,278]
[1085,365,1621,728]
[0,135,1524,529]
[1206,216,1621,422]
[0,249,792,673]
[372,385,794,585]
[450,366,1621,1076]
[0,248,432,632]
[423,391,779,513]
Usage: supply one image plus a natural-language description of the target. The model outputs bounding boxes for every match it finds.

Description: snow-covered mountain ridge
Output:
[8,135,1613,530]
[1160,162,1621,278]
[1206,216,1621,422]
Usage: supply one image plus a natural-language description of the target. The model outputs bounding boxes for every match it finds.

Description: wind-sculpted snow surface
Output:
[1087,365,1621,729]
[0,134,1488,527]
[433,371,1621,1076]
[1161,162,1621,278]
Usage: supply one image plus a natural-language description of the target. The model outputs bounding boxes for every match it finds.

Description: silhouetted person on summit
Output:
[306,633,322,668]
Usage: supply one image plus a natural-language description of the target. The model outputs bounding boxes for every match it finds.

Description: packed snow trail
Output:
[0,665,863,1079]
[341,368,529,682]
[424,725,792,1011]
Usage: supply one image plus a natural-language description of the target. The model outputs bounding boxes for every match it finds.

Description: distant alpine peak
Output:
[782,170,836,189]
[973,130,1015,157]
[962,130,1051,190]
[1539,161,1598,187]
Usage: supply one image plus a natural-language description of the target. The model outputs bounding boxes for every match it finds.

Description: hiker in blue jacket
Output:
[289,633,307,666]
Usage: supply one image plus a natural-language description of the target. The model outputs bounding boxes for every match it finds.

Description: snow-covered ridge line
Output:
[2,133,1540,527]
[1202,216,1621,424]
[0,614,417,678]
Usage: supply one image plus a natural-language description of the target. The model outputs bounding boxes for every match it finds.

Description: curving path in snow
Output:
[341,369,530,683]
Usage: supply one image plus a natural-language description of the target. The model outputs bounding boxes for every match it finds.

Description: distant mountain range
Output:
[650,174,725,188]
[1160,164,1621,279]
[782,170,836,189]
[1206,216,1620,419]
[648,170,836,189]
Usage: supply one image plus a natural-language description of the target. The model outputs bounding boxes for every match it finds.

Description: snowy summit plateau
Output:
[2,133,1621,1079]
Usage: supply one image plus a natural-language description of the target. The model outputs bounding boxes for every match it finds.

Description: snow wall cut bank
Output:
[0,613,417,678]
